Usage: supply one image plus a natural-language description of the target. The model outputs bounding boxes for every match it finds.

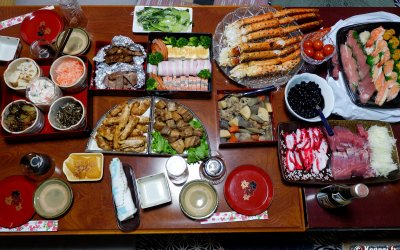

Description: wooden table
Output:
[0,5,399,235]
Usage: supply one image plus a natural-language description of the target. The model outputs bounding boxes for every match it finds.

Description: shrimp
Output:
[378,50,391,67]
[374,71,385,91]
[366,26,385,48]
[371,40,388,57]
[383,59,394,76]
[386,72,400,101]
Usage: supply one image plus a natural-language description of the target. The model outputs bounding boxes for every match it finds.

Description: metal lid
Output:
[353,183,369,198]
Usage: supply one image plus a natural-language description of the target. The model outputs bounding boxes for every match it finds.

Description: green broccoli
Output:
[199,36,211,48]
[163,36,177,46]
[148,52,164,65]
[197,69,211,79]
[176,37,189,48]
[146,78,158,90]
[187,36,199,47]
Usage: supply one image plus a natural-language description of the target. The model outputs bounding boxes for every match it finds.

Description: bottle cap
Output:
[353,183,369,198]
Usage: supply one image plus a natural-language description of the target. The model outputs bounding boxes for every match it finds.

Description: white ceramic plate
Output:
[132,6,193,33]
[62,153,104,182]
[136,173,171,209]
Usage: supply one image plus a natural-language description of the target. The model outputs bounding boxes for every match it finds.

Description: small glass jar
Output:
[165,155,189,185]
[20,152,55,181]
[199,154,226,185]
[30,38,56,58]
[58,0,88,28]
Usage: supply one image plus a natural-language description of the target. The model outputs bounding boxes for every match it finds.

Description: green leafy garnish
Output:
[146,78,157,90]
[187,135,209,164]
[197,69,211,79]
[136,7,191,32]
[189,118,202,129]
[163,36,177,46]
[148,52,164,65]
[176,37,189,48]
[187,37,199,46]
[151,131,177,155]
[199,35,211,48]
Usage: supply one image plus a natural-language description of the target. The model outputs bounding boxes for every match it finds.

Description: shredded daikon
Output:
[368,125,398,177]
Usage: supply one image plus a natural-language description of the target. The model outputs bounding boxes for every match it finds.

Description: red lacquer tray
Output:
[0,175,37,228]
[224,165,273,216]
[1,57,92,142]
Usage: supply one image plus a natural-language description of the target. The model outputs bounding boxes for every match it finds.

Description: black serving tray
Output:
[336,22,400,109]
[146,32,212,99]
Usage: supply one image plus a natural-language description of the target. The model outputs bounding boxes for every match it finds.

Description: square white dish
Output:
[0,36,20,61]
[136,172,171,209]
[62,153,104,182]
[132,6,193,33]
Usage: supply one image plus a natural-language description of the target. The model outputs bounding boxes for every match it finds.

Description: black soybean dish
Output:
[288,81,324,119]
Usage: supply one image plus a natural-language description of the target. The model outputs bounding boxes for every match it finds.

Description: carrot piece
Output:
[251,134,260,141]
[229,126,239,133]
[258,95,266,102]
[228,134,238,143]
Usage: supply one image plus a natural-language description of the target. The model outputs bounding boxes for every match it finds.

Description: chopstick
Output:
[53,28,73,61]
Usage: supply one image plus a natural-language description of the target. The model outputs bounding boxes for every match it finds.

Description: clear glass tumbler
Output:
[58,0,88,28]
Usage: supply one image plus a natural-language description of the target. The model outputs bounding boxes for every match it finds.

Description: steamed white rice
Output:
[368,125,399,177]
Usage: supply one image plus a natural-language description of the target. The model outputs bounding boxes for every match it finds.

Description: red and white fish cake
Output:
[283,127,329,174]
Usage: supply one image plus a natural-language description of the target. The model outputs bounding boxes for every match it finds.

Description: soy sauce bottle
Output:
[20,152,55,181]
[316,184,369,209]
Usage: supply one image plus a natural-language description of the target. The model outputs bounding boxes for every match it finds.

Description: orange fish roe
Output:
[55,59,84,86]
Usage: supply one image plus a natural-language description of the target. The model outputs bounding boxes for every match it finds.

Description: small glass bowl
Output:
[301,32,336,65]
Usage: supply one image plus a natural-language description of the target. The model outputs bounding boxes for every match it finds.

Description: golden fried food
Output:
[95,98,150,153]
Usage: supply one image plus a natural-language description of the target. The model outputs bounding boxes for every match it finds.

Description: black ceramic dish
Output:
[336,22,400,109]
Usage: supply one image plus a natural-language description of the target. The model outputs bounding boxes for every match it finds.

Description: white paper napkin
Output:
[326,11,400,122]
[109,158,137,222]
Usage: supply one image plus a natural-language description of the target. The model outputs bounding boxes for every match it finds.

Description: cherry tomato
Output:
[314,51,325,61]
[304,47,315,58]
[323,44,335,57]
[313,40,324,51]
[303,39,313,49]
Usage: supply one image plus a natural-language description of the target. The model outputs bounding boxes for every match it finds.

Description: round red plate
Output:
[0,175,36,228]
[20,9,64,44]
[224,165,273,216]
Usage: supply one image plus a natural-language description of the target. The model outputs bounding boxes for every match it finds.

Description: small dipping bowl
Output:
[33,178,73,219]
[179,180,218,220]
[199,156,226,185]
[50,55,87,93]
[48,96,86,131]
[56,28,90,55]
[1,99,44,134]
[3,58,41,94]
[0,36,21,62]
[26,77,63,112]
